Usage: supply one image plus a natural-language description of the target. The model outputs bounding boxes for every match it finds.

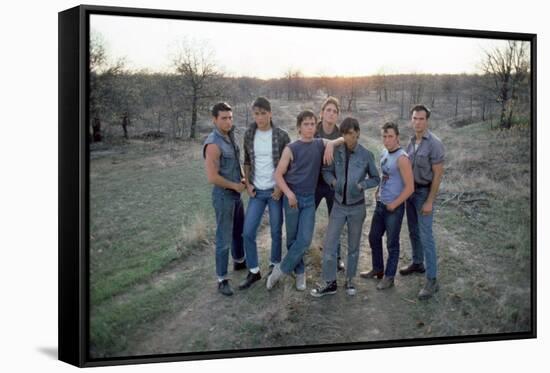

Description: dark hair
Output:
[211,102,232,117]
[296,110,317,127]
[410,104,431,119]
[339,117,360,134]
[319,96,340,119]
[252,97,271,112]
[381,122,399,136]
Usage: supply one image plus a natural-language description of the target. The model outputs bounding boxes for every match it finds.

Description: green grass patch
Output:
[90,268,199,358]
[90,142,214,304]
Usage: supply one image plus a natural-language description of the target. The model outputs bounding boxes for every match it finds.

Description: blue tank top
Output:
[380,148,408,205]
[284,138,325,195]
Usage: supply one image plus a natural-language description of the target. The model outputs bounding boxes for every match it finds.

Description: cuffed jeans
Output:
[368,201,405,277]
[315,182,342,258]
[322,201,366,282]
[280,193,316,275]
[406,187,437,279]
[243,188,283,269]
[212,189,245,279]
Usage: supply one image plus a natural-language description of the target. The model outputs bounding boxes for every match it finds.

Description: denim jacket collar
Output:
[214,127,234,144]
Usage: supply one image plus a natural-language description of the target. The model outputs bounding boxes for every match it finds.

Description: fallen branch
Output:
[440,193,458,206]
[460,198,489,204]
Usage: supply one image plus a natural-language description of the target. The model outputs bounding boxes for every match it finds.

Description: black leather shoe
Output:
[238,271,261,290]
[233,260,247,271]
[399,263,426,276]
[360,269,384,279]
[218,279,234,296]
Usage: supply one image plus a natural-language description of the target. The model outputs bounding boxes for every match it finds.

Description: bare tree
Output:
[283,68,305,100]
[408,75,424,107]
[372,72,388,103]
[481,41,530,129]
[173,40,222,139]
[345,77,358,112]
[284,68,294,100]
[89,30,129,139]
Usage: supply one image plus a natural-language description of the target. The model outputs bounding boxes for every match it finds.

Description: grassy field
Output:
[89,96,532,358]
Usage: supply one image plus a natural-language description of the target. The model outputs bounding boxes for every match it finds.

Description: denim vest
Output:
[203,128,242,193]
[322,144,380,205]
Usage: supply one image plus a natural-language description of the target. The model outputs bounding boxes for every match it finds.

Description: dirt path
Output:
[122,202,493,356]
[118,115,530,356]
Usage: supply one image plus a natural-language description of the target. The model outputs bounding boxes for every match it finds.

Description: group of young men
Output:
[203,96,444,301]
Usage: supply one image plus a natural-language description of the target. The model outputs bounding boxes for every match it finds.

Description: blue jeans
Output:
[243,188,283,270]
[315,182,342,258]
[368,201,405,277]
[280,193,316,275]
[212,189,245,279]
[322,201,366,282]
[406,187,437,279]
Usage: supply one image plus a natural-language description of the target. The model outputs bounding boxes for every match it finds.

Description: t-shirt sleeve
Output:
[317,138,326,150]
[431,140,445,164]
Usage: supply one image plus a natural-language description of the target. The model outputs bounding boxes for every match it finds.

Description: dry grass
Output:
[176,213,211,255]
[90,96,533,358]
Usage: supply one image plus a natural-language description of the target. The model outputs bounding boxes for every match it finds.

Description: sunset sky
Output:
[91,14,522,78]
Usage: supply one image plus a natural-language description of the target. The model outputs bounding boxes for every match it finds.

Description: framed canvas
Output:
[58,4,536,368]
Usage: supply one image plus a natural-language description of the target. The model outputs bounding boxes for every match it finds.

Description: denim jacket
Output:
[322,143,380,205]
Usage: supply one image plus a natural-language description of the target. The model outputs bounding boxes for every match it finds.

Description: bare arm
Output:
[422,162,444,215]
[204,144,245,193]
[322,137,344,165]
[272,130,291,201]
[274,146,297,208]
[386,155,414,211]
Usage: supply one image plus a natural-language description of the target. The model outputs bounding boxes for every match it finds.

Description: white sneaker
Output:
[266,264,283,290]
[345,280,357,296]
[296,272,306,291]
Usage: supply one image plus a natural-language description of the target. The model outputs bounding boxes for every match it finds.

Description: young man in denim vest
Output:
[400,105,445,300]
[267,110,343,291]
[203,102,247,296]
[310,117,380,297]
[239,97,291,290]
[360,122,414,290]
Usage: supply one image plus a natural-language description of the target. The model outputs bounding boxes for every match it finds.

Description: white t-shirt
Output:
[253,128,275,190]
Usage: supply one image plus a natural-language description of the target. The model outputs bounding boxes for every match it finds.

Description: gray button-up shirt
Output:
[406,130,445,185]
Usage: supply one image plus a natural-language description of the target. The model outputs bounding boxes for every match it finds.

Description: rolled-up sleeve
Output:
[431,139,445,164]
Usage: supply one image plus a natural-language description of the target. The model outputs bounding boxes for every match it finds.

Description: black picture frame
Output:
[58,4,537,368]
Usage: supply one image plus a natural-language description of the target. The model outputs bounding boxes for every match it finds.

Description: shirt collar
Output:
[251,121,276,131]
[342,142,358,154]
[410,130,431,142]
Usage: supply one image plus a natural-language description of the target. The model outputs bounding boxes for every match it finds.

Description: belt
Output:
[338,199,365,207]
[415,183,431,189]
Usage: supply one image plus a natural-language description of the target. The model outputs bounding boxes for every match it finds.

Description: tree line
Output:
[90,35,530,142]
